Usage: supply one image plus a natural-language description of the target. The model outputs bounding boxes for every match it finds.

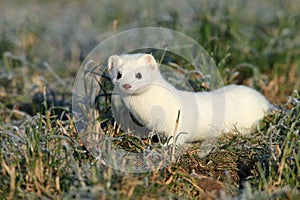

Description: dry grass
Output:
[1,0,300,199]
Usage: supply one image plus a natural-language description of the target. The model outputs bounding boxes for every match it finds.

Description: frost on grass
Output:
[0,90,299,199]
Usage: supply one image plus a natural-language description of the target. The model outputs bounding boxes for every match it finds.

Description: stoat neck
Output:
[154,70,177,91]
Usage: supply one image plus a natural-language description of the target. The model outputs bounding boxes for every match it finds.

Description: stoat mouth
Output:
[118,83,152,96]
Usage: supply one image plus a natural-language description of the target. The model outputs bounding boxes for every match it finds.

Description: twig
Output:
[171,110,181,162]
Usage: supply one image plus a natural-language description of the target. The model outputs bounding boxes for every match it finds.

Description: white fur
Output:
[108,53,271,145]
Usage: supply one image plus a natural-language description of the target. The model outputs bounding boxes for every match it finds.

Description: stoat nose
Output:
[122,84,132,90]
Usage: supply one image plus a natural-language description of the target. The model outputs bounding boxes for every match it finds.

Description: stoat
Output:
[107,53,271,145]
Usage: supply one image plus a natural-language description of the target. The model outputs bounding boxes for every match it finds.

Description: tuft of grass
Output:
[1,91,299,199]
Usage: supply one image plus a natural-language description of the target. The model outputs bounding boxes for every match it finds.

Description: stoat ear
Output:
[107,55,119,72]
[138,54,157,69]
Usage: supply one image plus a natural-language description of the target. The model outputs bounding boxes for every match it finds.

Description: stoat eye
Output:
[116,71,122,79]
[136,72,142,79]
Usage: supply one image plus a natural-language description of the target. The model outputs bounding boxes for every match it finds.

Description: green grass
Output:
[1,0,300,199]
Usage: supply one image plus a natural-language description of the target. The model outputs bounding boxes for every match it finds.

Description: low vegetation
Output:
[0,0,299,199]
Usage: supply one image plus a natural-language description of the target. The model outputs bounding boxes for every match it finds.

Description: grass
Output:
[0,0,300,199]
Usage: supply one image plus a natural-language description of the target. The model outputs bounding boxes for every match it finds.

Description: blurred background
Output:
[0,0,299,112]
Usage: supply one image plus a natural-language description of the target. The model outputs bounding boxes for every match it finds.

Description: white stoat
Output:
[107,53,271,145]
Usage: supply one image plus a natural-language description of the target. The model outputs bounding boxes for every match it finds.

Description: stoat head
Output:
[107,53,158,95]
